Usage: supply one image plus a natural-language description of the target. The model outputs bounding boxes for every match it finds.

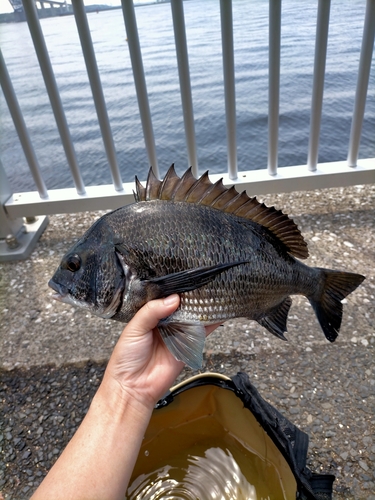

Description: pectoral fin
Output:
[143,261,247,297]
[257,297,292,340]
[158,321,206,369]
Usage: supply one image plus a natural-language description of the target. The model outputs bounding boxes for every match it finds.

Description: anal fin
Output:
[257,297,292,340]
[157,320,206,369]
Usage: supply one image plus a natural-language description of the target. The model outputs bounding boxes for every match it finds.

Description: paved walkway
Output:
[1,183,374,498]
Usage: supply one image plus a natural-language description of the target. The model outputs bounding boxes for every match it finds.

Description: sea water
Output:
[0,0,374,193]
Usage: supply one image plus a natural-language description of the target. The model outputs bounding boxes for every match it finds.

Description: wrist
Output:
[93,373,155,425]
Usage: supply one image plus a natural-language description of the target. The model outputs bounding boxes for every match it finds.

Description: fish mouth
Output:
[48,279,69,302]
[48,278,91,310]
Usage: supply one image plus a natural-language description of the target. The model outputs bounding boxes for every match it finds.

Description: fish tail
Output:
[308,269,365,342]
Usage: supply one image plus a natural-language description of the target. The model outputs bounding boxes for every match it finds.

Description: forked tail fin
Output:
[308,269,365,342]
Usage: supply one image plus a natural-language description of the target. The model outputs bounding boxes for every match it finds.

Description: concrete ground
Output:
[1,183,374,499]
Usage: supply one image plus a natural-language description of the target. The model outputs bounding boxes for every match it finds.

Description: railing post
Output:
[0,49,48,199]
[171,0,198,176]
[121,0,159,177]
[307,0,331,172]
[72,0,123,192]
[0,161,48,262]
[22,0,86,195]
[220,0,237,180]
[347,0,375,168]
[268,0,281,176]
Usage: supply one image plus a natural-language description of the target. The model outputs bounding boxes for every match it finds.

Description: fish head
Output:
[48,219,125,319]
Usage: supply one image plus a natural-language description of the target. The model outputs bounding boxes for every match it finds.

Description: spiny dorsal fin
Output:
[134,165,309,259]
[146,168,162,200]
[159,163,180,199]
[133,175,146,202]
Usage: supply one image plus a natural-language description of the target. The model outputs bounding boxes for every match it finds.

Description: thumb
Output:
[125,294,180,338]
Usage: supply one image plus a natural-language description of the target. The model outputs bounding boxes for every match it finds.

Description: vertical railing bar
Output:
[0,49,48,199]
[220,0,237,180]
[120,0,159,178]
[72,0,123,192]
[307,0,331,172]
[347,0,375,168]
[268,0,281,176]
[171,0,198,176]
[22,0,86,195]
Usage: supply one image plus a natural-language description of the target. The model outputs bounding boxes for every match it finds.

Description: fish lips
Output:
[48,279,71,304]
[49,279,86,309]
[48,277,124,318]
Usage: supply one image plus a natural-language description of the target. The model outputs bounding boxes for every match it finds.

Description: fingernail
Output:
[163,294,179,306]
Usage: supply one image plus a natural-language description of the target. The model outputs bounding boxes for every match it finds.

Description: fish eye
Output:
[66,254,81,272]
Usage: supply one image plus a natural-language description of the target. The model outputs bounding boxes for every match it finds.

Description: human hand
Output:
[102,294,219,411]
[31,295,220,500]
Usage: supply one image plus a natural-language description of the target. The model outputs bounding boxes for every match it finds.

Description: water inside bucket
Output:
[126,415,290,499]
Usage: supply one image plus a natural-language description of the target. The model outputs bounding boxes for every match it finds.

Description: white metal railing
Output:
[0,0,374,261]
[22,0,86,195]
[268,0,281,176]
[72,0,123,191]
[347,0,375,167]
[171,0,198,176]
[307,0,330,172]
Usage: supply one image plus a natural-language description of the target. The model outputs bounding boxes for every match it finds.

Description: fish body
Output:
[49,166,365,368]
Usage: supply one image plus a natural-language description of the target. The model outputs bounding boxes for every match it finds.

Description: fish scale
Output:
[109,201,296,314]
[49,165,365,369]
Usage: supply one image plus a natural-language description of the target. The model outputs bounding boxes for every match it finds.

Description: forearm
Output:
[30,296,201,499]
[31,377,153,500]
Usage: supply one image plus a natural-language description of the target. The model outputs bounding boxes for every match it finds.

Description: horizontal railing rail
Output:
[4,158,375,218]
[0,0,374,260]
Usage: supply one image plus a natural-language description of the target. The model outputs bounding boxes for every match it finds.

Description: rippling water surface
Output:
[127,445,286,500]
[0,0,374,193]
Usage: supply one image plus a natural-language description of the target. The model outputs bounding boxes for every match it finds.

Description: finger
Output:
[125,294,180,338]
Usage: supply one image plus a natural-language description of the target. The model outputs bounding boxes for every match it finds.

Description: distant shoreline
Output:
[0,1,171,24]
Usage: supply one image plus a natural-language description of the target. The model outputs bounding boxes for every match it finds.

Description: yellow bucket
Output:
[127,372,334,500]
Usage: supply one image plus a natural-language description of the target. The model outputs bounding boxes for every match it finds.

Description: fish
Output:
[49,165,365,369]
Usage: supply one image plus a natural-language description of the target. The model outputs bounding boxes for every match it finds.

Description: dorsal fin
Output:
[159,163,180,199]
[134,175,146,202]
[133,165,309,259]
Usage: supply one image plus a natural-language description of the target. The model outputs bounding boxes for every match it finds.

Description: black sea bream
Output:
[49,166,365,368]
